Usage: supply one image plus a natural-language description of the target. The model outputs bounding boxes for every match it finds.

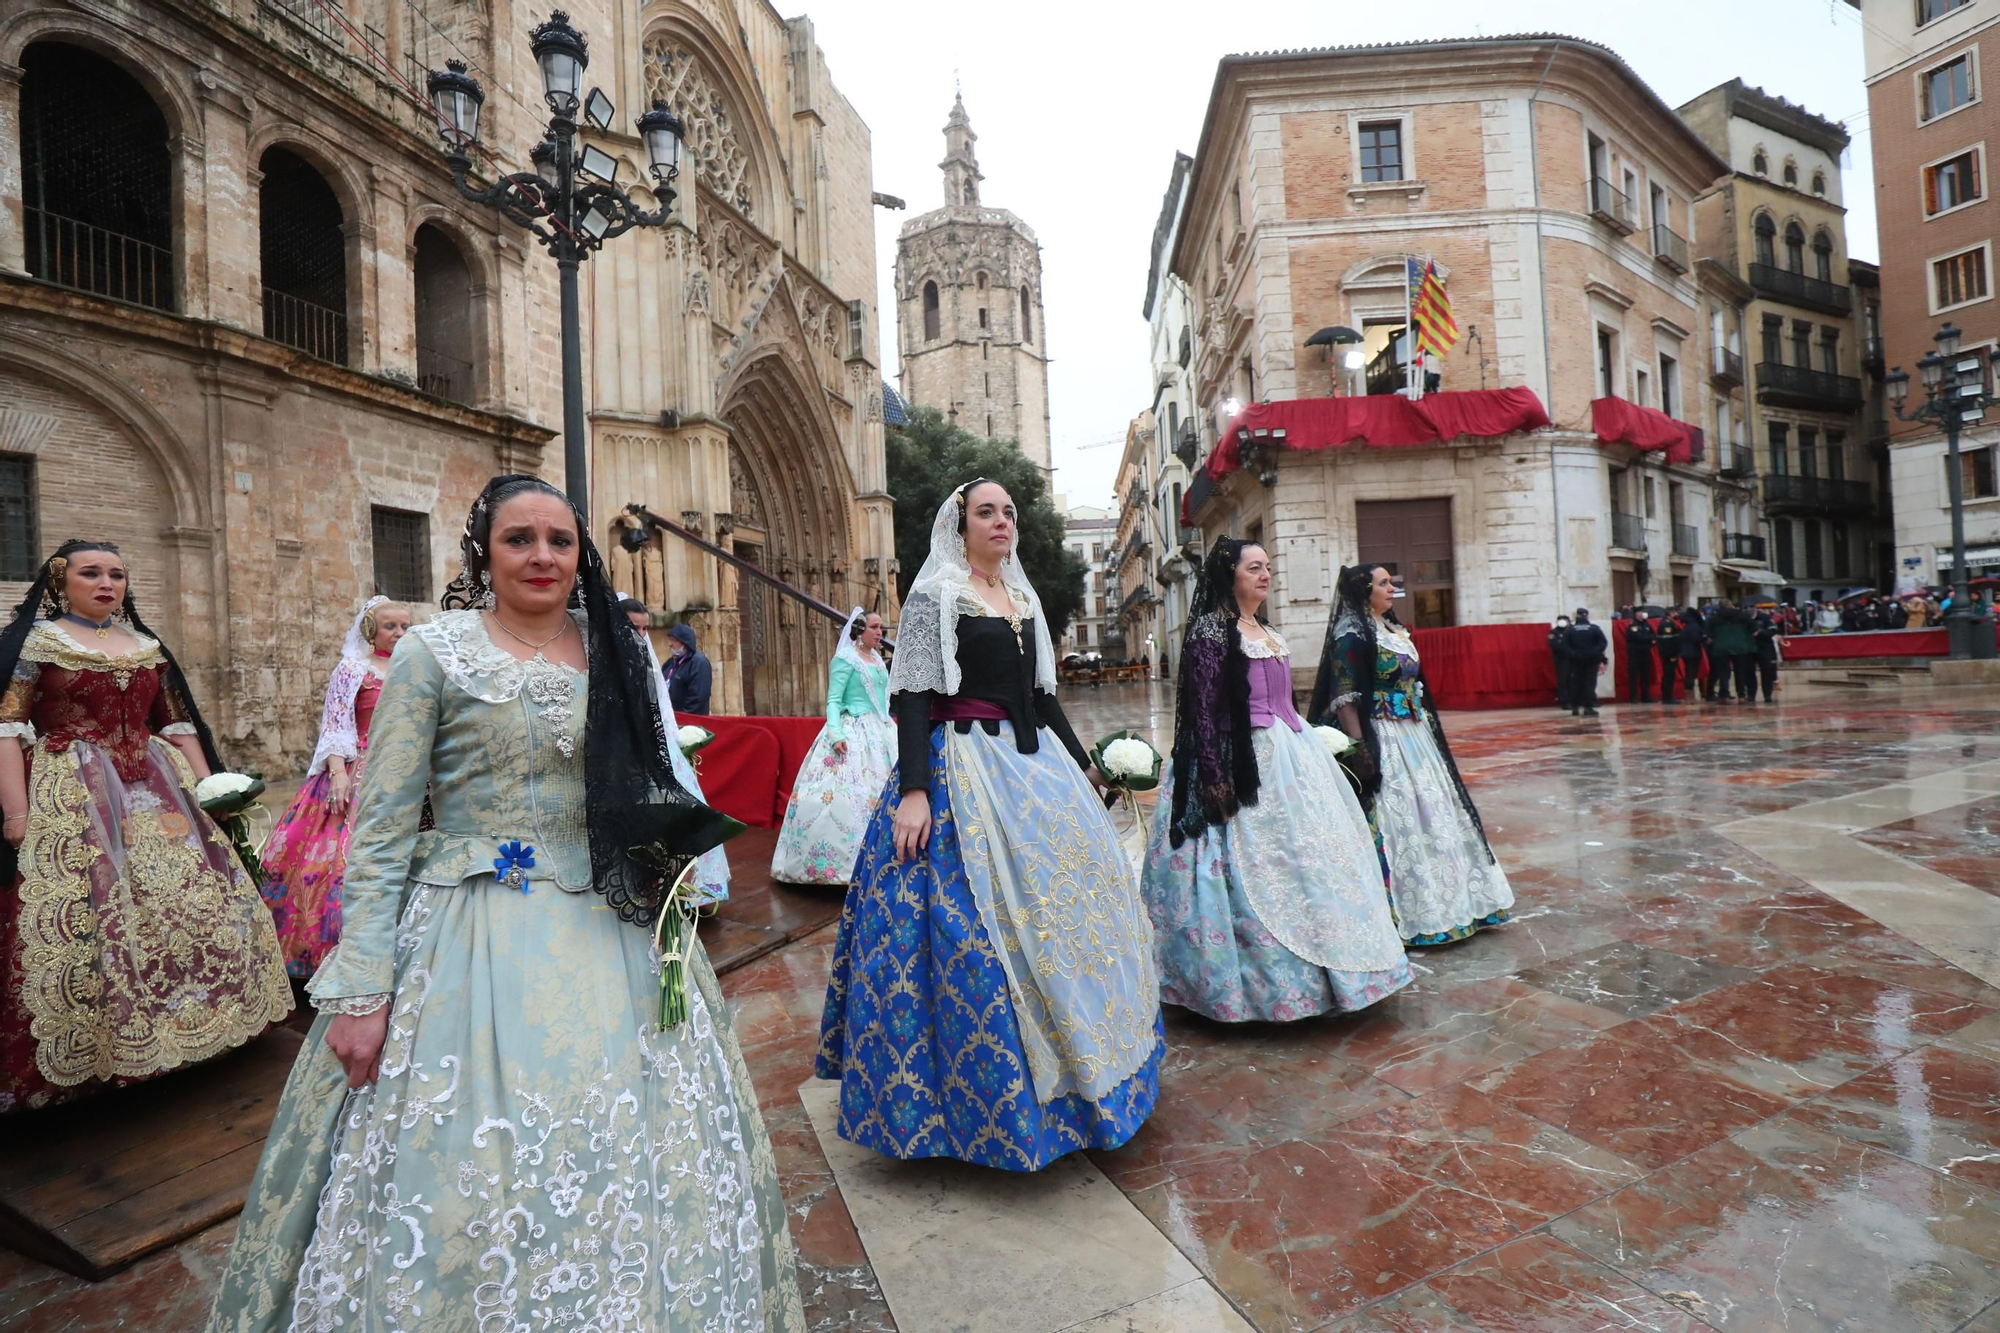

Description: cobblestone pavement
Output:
[9,685,2000,1332]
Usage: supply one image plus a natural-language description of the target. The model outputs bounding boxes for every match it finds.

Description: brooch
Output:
[494,840,537,893]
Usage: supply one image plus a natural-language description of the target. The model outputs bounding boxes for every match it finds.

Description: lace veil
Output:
[889,481,1059,698]
[306,594,392,778]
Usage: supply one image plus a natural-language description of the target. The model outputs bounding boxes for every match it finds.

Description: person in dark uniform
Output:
[1656,609,1683,705]
[1676,607,1704,704]
[1562,608,1608,717]
[1698,604,1732,702]
[1624,610,1657,704]
[1548,615,1572,710]
[1752,607,1781,703]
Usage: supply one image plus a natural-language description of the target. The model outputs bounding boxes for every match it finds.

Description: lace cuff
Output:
[1328,691,1361,708]
[0,721,34,743]
[312,992,391,1017]
[158,722,198,738]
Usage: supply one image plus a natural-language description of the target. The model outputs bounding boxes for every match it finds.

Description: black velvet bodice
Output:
[893,613,1090,792]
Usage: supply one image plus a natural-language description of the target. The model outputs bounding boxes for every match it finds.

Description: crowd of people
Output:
[0,473,1515,1329]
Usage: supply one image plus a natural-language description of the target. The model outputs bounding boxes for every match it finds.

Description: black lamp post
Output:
[1885,320,2000,661]
[425,11,684,524]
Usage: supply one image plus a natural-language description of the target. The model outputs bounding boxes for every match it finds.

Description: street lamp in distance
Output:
[1884,320,1999,661]
[424,11,685,524]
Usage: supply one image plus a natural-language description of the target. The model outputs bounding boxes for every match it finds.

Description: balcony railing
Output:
[1863,335,1884,372]
[1762,473,1873,517]
[1590,177,1636,233]
[1611,511,1646,551]
[1174,420,1199,469]
[264,289,349,364]
[1652,223,1690,273]
[1719,445,1756,478]
[417,346,473,403]
[25,207,174,313]
[1711,346,1744,387]
[1723,532,1767,563]
[1755,361,1863,410]
[1672,523,1699,558]
[1747,262,1853,316]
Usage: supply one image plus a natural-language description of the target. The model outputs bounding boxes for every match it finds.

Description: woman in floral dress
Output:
[1142,539,1410,1021]
[0,540,290,1113]
[207,476,802,1332]
[1308,564,1514,945]
[257,595,410,978]
[771,608,893,885]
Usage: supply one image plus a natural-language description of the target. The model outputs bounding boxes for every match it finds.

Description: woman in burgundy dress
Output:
[258,596,410,978]
[0,540,289,1112]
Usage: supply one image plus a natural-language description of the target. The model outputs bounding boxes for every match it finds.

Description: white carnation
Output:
[1100,737,1157,780]
[195,772,255,803]
[1314,726,1355,758]
[677,725,710,749]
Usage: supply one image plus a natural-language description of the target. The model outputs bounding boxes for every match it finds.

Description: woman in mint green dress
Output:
[770,608,892,885]
[206,476,803,1333]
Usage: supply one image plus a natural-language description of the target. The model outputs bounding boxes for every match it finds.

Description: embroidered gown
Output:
[257,656,385,977]
[205,611,803,1333]
[1142,625,1412,1021]
[769,650,893,885]
[1324,620,1514,945]
[816,583,1162,1170]
[0,622,291,1113]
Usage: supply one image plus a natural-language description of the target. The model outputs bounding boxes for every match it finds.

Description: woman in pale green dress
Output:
[207,476,803,1333]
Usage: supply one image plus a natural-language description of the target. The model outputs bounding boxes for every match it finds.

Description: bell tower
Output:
[941,93,982,207]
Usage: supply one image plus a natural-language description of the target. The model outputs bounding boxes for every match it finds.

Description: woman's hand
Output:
[3,813,24,848]
[327,765,353,816]
[892,788,932,862]
[832,739,848,758]
[1084,763,1109,792]
[326,1006,389,1088]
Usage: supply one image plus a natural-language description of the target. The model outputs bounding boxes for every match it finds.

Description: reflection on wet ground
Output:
[11,685,2000,1332]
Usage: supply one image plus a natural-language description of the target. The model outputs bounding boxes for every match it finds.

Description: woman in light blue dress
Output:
[771,608,894,885]
[1142,539,1411,1022]
[206,476,802,1333]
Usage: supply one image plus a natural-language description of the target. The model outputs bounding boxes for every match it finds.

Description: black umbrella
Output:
[1304,326,1363,347]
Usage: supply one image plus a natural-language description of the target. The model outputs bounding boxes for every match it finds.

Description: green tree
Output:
[886,406,1088,641]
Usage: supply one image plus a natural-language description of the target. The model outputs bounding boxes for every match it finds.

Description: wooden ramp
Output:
[0,1026,302,1280]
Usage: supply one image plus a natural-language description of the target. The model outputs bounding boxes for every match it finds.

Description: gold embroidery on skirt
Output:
[17,741,290,1085]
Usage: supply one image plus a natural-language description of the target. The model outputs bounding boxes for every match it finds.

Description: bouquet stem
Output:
[221,810,267,882]
[653,859,701,1030]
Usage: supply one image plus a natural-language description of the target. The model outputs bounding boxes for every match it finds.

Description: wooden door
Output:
[1356,498,1456,627]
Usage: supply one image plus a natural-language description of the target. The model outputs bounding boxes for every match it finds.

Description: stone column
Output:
[0,60,24,276]
[195,72,258,332]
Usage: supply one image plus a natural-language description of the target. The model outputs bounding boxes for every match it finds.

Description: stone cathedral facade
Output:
[0,0,895,769]
[893,96,1051,470]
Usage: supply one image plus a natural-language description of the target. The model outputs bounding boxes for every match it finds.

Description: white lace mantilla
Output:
[414,610,586,704]
[1240,627,1290,660]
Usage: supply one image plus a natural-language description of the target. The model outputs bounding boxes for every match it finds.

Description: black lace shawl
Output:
[1167,611,1256,848]
[442,476,732,927]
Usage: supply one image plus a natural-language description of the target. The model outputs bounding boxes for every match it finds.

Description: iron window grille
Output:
[0,457,38,582]
[371,506,431,602]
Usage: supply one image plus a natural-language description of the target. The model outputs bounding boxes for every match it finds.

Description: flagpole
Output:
[1404,256,1418,401]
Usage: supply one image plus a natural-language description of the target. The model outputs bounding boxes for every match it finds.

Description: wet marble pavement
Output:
[10,684,2000,1332]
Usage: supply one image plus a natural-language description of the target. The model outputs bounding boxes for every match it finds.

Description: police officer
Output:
[1548,615,1573,710]
[1625,609,1658,704]
[1562,608,1609,717]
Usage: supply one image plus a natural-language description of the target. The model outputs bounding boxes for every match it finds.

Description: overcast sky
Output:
[797,0,1878,511]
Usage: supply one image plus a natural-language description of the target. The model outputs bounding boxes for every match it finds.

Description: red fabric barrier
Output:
[1591,397,1697,465]
[1205,389,1550,480]
[1407,623,1559,711]
[1778,628,1952,660]
[694,715,827,827]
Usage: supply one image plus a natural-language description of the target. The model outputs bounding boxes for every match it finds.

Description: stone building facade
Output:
[1679,78,1889,599]
[893,96,1051,470]
[1059,502,1115,654]
[1174,36,1742,664]
[1142,151,1200,676]
[0,0,894,772]
[1857,0,2000,587]
[1111,411,1163,665]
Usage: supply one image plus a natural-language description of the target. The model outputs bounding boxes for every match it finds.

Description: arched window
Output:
[260,146,348,364]
[414,223,475,403]
[20,42,174,311]
[1754,213,1777,269]
[922,280,940,340]
[1752,149,1769,176]
[1812,230,1834,283]
[1782,159,1799,187]
[1811,170,1827,197]
[976,271,987,289]
[1020,285,1033,343]
[1784,221,1806,273]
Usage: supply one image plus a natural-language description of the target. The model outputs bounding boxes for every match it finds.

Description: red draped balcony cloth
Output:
[1590,397,1700,465]
[1200,388,1552,483]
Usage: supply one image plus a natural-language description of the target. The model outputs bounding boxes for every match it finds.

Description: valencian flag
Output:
[1406,258,1460,358]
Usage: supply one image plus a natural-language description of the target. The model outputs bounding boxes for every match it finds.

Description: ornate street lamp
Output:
[425,14,685,522]
[1885,320,2000,660]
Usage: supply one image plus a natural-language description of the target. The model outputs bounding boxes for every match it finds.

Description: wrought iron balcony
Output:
[264,288,348,365]
[1719,445,1756,479]
[1723,532,1767,563]
[417,345,473,403]
[1590,177,1636,233]
[1755,361,1863,411]
[1611,511,1646,551]
[1711,346,1743,388]
[1174,420,1199,469]
[1652,223,1689,273]
[1672,523,1699,558]
[1761,473,1873,517]
[1747,263,1853,316]
[1863,335,1884,374]
[25,207,174,313]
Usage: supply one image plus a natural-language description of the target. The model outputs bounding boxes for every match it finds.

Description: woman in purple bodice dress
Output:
[1139,538,1411,1023]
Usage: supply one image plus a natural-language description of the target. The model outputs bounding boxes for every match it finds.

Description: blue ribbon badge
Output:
[493,841,537,893]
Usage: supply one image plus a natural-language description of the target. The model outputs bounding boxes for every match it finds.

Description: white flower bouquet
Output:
[195,771,268,880]
[1090,730,1163,847]
[676,724,716,769]
[1313,726,1355,759]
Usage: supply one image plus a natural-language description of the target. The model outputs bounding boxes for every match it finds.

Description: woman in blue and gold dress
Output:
[816,479,1161,1170]
[1308,564,1513,945]
[207,476,802,1332]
